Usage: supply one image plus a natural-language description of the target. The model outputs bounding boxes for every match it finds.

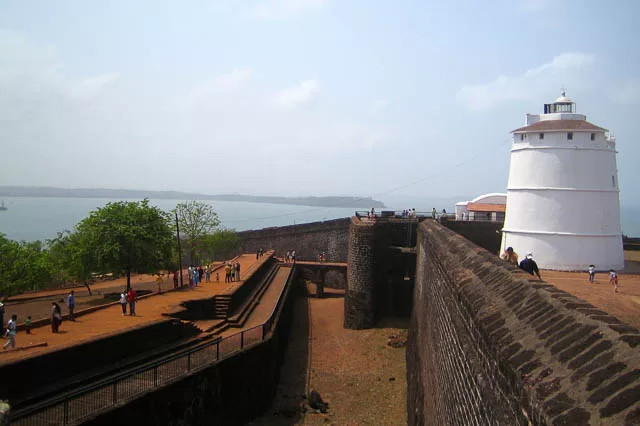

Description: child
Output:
[609,269,618,293]
[588,265,596,283]
[25,316,32,334]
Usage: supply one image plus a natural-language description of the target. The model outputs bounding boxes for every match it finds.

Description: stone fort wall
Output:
[407,220,640,425]
[235,218,350,262]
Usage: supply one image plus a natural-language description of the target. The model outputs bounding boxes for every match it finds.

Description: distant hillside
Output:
[0,186,385,208]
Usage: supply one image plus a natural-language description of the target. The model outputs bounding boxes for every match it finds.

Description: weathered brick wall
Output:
[345,217,376,329]
[408,220,640,425]
[236,218,350,262]
[443,220,503,254]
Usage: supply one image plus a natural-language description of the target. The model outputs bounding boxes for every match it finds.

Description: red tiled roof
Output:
[467,203,506,213]
[512,120,607,133]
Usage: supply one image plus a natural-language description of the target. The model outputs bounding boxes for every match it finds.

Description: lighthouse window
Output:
[539,133,544,140]
[567,132,573,140]
[590,133,596,141]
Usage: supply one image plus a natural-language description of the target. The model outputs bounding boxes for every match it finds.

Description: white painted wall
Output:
[501,124,623,270]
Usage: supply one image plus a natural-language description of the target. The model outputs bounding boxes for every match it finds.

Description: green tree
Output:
[0,234,55,296]
[174,201,220,264]
[201,229,240,261]
[74,199,174,290]
[46,230,96,295]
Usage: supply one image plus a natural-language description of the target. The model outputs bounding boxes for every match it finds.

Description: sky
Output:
[1,0,639,206]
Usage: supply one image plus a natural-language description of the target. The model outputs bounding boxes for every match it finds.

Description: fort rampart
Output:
[236,218,350,262]
[407,220,640,425]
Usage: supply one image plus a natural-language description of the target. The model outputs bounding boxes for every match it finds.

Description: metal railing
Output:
[12,263,296,426]
[354,210,432,219]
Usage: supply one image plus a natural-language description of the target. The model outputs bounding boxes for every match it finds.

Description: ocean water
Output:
[0,197,639,242]
[0,197,358,242]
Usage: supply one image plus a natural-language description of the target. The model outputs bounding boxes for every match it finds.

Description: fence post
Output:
[154,365,158,387]
[240,331,244,349]
[63,399,69,425]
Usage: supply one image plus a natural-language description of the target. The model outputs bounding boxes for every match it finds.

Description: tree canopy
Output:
[174,201,221,264]
[74,199,175,290]
[0,234,54,296]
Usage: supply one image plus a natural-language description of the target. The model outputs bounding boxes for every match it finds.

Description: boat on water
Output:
[0,200,7,211]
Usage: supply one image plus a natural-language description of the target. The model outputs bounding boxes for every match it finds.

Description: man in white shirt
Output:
[3,314,17,350]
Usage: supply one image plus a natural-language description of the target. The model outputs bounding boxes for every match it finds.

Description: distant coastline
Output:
[0,186,386,209]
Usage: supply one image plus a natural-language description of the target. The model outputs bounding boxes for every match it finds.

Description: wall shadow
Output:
[249,276,311,425]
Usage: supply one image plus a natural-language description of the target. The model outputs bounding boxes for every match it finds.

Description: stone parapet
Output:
[408,220,640,425]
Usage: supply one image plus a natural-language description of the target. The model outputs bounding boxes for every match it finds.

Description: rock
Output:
[308,390,329,413]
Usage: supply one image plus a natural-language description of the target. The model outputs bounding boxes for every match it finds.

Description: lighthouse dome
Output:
[555,95,573,103]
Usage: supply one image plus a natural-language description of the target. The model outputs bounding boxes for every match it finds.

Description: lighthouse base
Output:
[501,231,624,271]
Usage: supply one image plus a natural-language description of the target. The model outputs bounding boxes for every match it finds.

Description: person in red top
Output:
[127,288,137,316]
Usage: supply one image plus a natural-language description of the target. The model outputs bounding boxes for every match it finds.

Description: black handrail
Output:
[11,262,297,426]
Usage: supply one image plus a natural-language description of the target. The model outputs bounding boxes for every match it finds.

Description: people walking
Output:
[173,270,179,289]
[588,265,596,283]
[127,288,137,316]
[25,316,32,334]
[3,314,17,350]
[67,290,76,321]
[235,262,241,281]
[120,290,128,315]
[609,270,619,293]
[51,302,62,333]
[205,266,211,283]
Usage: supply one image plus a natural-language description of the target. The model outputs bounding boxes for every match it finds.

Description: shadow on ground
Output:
[249,277,310,425]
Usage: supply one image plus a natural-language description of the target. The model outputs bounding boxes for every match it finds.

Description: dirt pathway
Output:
[251,283,408,425]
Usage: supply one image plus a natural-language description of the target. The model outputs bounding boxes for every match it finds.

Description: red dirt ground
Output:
[250,283,407,426]
[0,255,262,363]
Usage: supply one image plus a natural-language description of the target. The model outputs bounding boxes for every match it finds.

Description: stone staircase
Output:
[212,294,232,319]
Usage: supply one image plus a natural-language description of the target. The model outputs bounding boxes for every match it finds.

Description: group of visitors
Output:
[502,247,620,292]
[256,248,265,259]
[187,265,212,287]
[119,287,138,316]
[501,247,542,280]
[284,250,296,264]
[401,208,417,218]
[224,261,241,282]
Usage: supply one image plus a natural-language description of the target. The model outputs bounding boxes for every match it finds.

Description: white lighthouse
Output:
[501,91,624,271]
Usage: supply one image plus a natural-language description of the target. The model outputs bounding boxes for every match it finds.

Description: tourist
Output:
[216,271,220,283]
[501,247,519,267]
[155,274,163,293]
[25,316,31,334]
[519,253,542,280]
[188,266,194,287]
[291,250,296,263]
[173,270,179,289]
[235,262,241,281]
[285,251,290,264]
[3,314,17,350]
[127,287,137,316]
[120,289,128,315]
[225,262,232,283]
[198,266,204,284]
[51,302,62,333]
[588,264,596,283]
[205,265,211,283]
[67,290,76,321]
[0,300,4,338]
[369,208,375,219]
[432,208,437,219]
[609,269,619,293]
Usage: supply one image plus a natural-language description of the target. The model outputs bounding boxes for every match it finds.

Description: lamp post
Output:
[175,211,184,287]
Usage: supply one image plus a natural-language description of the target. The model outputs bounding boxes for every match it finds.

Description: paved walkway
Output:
[219,266,291,337]
[0,255,262,363]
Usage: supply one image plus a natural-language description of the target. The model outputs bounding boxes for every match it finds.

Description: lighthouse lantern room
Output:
[500,91,624,271]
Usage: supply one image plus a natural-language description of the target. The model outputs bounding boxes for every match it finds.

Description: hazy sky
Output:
[1,0,639,205]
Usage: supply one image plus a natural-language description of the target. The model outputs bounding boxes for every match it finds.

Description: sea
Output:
[0,197,639,242]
